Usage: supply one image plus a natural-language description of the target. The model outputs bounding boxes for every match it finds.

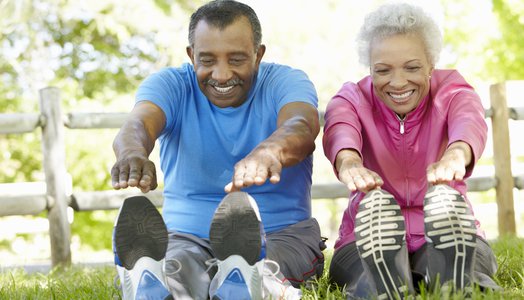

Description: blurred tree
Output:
[441,0,524,81]
[488,0,524,80]
[0,0,203,185]
[0,0,202,251]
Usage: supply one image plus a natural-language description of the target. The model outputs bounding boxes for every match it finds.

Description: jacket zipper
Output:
[396,113,410,239]
[395,113,406,134]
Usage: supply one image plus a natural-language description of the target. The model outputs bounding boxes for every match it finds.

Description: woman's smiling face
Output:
[370,33,433,117]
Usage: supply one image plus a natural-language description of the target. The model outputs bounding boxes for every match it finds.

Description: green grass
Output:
[1,236,523,299]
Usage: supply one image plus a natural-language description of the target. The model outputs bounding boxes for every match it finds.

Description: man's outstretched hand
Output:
[224,147,282,193]
[111,155,158,193]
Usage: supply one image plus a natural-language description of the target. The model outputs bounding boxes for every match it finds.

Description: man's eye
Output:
[200,59,214,65]
[230,58,245,65]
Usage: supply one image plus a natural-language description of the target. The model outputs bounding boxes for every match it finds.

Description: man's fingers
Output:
[140,161,158,190]
[111,165,122,189]
[128,166,141,187]
[111,158,157,191]
[224,182,241,193]
[117,164,130,188]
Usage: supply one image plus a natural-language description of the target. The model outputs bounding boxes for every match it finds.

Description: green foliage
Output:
[441,0,524,81]
[70,211,116,251]
[488,0,524,80]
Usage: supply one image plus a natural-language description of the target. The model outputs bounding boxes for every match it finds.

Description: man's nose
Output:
[211,62,233,84]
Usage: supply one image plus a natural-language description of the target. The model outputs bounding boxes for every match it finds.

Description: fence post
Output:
[489,82,516,235]
[39,87,72,267]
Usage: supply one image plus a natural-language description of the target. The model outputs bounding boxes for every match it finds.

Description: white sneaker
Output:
[113,196,172,300]
[262,260,302,300]
[209,192,300,300]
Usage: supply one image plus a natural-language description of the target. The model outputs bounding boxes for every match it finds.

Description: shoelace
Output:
[262,259,280,277]
[164,258,182,277]
[204,257,280,276]
[205,258,219,274]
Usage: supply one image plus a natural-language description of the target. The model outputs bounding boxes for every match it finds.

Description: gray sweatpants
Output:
[329,237,499,298]
[164,218,326,300]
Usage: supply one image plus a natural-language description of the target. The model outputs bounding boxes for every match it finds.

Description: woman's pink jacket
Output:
[323,69,488,252]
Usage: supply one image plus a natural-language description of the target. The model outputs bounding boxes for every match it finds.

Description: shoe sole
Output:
[424,184,477,290]
[355,189,410,299]
[209,192,262,266]
[114,196,168,270]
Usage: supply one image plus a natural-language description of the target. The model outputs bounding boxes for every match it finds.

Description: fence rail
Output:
[1,83,522,267]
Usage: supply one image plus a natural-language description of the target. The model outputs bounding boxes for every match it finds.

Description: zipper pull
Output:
[395,114,406,134]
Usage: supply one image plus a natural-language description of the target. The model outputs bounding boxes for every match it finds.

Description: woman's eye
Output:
[374,69,389,74]
[406,66,421,71]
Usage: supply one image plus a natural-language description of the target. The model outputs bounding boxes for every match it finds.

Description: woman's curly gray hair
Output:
[357,2,442,67]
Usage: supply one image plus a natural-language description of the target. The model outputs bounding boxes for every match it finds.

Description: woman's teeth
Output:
[389,90,414,99]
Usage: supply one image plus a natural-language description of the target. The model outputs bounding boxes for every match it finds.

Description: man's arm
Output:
[111,101,166,193]
[225,102,320,192]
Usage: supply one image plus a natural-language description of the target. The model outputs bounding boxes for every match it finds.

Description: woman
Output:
[322,2,499,299]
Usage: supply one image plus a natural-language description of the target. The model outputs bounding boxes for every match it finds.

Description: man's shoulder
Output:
[258,62,310,83]
[152,63,194,79]
[260,62,301,73]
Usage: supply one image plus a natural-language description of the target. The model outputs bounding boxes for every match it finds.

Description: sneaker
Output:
[354,189,414,299]
[209,192,265,300]
[424,184,477,291]
[113,196,173,300]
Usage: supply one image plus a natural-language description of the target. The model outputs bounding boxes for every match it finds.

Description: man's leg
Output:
[164,232,216,300]
[113,196,172,300]
[265,218,326,288]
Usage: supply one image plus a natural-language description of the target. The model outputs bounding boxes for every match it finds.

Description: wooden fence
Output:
[1,83,523,268]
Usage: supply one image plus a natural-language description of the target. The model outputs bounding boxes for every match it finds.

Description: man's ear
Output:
[256,44,266,63]
[186,46,195,64]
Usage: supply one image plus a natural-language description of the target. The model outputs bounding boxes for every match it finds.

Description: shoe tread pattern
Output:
[114,196,168,270]
[209,192,261,265]
[424,184,477,289]
[355,189,409,299]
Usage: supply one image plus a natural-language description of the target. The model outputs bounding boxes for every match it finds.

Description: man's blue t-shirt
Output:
[136,62,318,238]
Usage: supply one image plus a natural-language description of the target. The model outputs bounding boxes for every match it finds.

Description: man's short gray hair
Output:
[357,2,442,66]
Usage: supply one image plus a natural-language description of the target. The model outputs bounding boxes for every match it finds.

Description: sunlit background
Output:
[0,0,522,268]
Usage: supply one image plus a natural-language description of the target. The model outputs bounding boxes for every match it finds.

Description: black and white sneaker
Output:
[113,196,172,300]
[424,184,477,291]
[208,192,267,300]
[355,189,413,299]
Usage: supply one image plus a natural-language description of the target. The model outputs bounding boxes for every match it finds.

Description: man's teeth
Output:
[389,90,414,99]
[214,86,234,93]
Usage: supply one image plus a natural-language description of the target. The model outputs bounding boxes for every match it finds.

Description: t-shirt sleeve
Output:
[270,66,318,112]
[135,67,186,135]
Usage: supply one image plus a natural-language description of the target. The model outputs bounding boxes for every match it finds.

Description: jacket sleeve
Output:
[322,82,363,177]
[444,72,488,178]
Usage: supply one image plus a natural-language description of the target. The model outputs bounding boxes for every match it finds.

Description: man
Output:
[110,1,325,299]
